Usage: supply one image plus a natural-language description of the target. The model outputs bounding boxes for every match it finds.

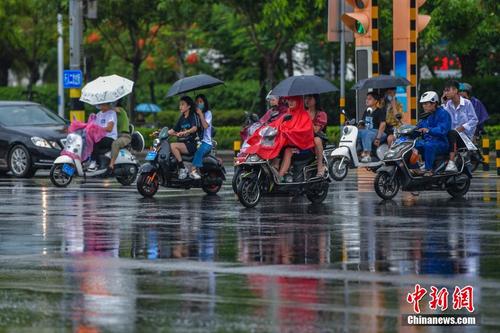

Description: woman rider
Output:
[190,94,213,180]
[168,96,200,179]
[305,94,328,177]
[109,101,131,172]
[89,102,117,171]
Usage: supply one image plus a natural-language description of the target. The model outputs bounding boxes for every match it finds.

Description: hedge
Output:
[1,75,498,126]
[136,125,500,150]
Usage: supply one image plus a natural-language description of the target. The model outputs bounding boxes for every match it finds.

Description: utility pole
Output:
[339,0,346,125]
[69,0,85,121]
[57,13,64,119]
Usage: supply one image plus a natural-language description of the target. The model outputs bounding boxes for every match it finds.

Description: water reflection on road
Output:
[0,171,498,332]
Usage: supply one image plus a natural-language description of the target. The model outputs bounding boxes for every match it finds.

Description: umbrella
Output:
[352,75,411,90]
[270,75,338,97]
[166,74,224,97]
[80,74,134,105]
[135,103,161,113]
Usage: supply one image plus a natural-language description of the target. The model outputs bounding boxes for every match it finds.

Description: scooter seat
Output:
[181,154,194,162]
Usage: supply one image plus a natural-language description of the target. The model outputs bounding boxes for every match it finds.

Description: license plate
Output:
[145,151,157,161]
[62,163,75,176]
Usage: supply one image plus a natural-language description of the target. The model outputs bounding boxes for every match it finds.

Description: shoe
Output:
[190,170,201,179]
[178,168,188,180]
[419,163,426,171]
[445,160,458,173]
[87,160,97,172]
[361,155,372,163]
[410,169,425,176]
[284,174,293,183]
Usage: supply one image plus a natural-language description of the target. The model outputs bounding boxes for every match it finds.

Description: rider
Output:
[458,82,489,136]
[305,94,328,177]
[168,96,200,179]
[442,80,478,172]
[414,91,451,176]
[89,102,118,171]
[190,94,213,180]
[260,94,287,124]
[109,102,131,172]
[358,92,386,162]
[383,87,403,146]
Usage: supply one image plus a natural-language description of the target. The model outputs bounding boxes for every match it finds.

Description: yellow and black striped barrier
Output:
[482,138,490,172]
[496,140,500,176]
[409,0,418,125]
[371,0,379,77]
[69,88,85,122]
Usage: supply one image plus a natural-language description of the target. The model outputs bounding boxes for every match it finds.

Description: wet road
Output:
[0,169,499,332]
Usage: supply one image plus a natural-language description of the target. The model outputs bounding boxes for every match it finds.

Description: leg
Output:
[447,130,459,161]
[361,129,377,154]
[110,134,131,169]
[192,142,212,169]
[314,136,324,175]
[278,148,294,177]
[91,137,113,161]
[170,142,188,163]
[423,141,438,171]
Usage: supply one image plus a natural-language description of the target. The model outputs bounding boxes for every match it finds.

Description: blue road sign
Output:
[63,70,83,88]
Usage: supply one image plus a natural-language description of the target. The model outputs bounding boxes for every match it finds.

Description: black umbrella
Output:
[352,75,411,90]
[166,74,224,97]
[270,75,338,97]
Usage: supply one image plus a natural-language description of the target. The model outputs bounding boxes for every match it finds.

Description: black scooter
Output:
[136,127,226,198]
[373,125,474,200]
[235,117,334,208]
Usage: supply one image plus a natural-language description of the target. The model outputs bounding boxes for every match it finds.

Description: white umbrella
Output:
[80,74,134,105]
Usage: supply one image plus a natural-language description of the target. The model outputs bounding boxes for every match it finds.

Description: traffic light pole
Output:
[69,0,85,121]
[340,0,346,125]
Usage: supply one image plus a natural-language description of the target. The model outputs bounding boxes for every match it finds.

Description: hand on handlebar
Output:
[417,128,429,134]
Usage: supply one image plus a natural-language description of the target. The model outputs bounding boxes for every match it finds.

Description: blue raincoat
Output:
[415,106,451,170]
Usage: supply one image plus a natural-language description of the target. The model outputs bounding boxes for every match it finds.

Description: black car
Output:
[0,101,68,178]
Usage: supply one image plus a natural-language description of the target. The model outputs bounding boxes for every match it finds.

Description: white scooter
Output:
[329,110,391,181]
[50,125,144,187]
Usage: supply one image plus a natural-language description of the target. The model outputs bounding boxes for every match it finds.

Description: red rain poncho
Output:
[245,96,314,160]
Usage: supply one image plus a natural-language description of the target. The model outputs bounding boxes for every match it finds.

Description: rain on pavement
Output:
[0,169,499,332]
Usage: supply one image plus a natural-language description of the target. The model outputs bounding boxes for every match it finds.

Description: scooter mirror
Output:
[251,113,260,123]
[159,127,169,139]
[396,113,403,120]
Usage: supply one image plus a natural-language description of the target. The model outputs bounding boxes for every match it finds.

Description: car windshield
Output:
[0,105,66,126]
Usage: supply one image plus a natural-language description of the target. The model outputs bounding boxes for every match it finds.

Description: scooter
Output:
[50,125,144,187]
[373,125,474,200]
[136,127,226,198]
[329,110,391,181]
[233,110,282,193]
[235,122,334,208]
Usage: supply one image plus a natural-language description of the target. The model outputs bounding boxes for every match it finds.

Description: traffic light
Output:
[393,0,431,125]
[342,0,379,119]
[341,0,372,47]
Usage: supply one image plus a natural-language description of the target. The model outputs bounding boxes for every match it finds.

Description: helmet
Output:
[419,91,439,104]
[459,82,472,92]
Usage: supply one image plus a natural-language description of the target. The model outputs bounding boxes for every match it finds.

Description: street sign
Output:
[63,70,83,88]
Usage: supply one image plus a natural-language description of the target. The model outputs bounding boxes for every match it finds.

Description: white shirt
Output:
[96,110,117,139]
[202,110,213,145]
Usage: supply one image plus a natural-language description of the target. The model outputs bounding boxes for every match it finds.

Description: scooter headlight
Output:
[153,138,160,148]
[247,154,262,162]
[343,126,351,135]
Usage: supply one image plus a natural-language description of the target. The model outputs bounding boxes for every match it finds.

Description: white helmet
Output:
[419,91,439,104]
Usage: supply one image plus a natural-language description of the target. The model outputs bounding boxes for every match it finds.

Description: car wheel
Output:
[9,145,35,178]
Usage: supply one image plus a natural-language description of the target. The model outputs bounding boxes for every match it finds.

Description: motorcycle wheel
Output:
[446,175,471,198]
[50,164,73,187]
[306,181,329,204]
[116,165,138,186]
[136,172,159,198]
[329,157,348,181]
[374,171,400,200]
[202,171,222,195]
[237,175,261,208]
[232,167,243,194]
